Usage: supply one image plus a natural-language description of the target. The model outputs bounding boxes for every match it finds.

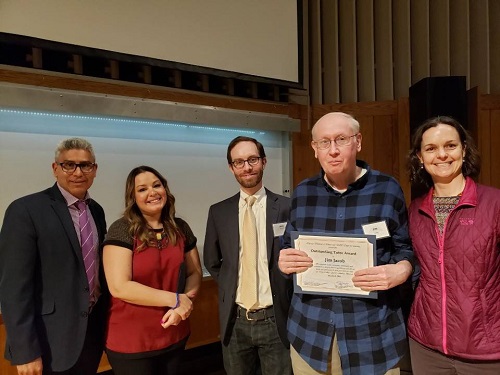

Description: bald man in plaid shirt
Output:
[278,112,414,375]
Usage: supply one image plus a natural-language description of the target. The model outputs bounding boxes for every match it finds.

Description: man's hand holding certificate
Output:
[295,234,375,296]
[294,233,376,298]
[278,232,413,299]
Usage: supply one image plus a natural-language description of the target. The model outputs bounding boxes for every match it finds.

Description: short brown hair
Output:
[226,136,266,164]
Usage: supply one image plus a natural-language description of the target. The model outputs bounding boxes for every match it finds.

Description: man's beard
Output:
[235,169,263,189]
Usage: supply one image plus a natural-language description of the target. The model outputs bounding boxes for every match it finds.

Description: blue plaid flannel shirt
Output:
[283,161,414,375]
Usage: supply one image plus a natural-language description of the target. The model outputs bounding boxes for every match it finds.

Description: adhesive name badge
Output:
[362,221,391,239]
[273,222,287,236]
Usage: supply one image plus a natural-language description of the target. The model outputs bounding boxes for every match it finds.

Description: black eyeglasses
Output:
[57,161,96,174]
[230,157,261,169]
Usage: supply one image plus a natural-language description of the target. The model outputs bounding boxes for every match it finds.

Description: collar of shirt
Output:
[320,160,371,194]
[57,182,91,208]
[239,186,266,208]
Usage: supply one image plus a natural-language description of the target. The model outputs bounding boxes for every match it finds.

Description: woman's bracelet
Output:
[172,292,180,309]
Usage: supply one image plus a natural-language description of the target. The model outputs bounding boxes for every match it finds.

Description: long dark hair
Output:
[408,116,481,190]
[124,166,181,251]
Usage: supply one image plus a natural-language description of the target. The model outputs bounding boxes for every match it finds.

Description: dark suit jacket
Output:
[0,183,108,372]
[204,188,292,346]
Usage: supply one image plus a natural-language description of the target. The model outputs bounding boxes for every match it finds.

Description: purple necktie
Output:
[75,200,95,299]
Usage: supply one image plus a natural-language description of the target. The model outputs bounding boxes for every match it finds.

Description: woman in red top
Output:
[103,165,202,375]
[407,117,500,375]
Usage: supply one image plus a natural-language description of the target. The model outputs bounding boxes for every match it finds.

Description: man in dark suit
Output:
[204,136,292,375]
[0,138,108,375]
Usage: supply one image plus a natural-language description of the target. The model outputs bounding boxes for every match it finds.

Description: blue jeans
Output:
[222,309,291,375]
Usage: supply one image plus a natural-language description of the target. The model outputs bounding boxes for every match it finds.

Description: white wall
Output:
[0,110,289,255]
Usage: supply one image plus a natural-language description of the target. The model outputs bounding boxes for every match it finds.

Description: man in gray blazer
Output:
[204,136,292,375]
[0,138,108,375]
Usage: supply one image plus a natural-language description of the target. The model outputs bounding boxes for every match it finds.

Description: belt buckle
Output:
[245,309,257,321]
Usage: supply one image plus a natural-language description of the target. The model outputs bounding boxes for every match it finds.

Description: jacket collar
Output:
[419,176,477,217]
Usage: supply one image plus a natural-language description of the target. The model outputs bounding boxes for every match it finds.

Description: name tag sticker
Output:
[362,221,390,239]
[273,222,287,236]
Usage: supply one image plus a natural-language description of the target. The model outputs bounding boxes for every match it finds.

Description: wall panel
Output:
[309,0,323,104]
[356,0,375,102]
[339,0,358,102]
[314,0,499,104]
[429,0,450,76]
[469,0,490,92]
[489,1,500,93]
[321,0,340,104]
[392,0,411,98]
[373,115,394,174]
[396,97,411,184]
[478,94,500,188]
[478,109,492,186]
[374,0,394,100]
[410,0,430,83]
[490,110,500,188]
[357,115,374,163]
[450,0,470,78]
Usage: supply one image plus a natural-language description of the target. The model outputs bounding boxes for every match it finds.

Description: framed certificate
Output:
[292,231,377,299]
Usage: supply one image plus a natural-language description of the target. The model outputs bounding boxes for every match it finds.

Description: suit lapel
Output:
[265,189,279,263]
[227,193,241,263]
[48,184,84,261]
[88,201,105,243]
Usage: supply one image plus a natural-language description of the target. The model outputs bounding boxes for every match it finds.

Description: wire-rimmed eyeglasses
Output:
[312,134,358,150]
[230,157,261,169]
[57,161,96,174]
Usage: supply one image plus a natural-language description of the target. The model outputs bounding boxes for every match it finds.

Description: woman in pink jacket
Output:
[407,116,500,375]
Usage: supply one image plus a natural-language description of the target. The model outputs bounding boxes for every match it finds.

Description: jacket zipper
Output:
[433,201,466,355]
[435,222,448,354]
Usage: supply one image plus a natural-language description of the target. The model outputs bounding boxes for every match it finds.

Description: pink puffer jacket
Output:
[408,178,500,360]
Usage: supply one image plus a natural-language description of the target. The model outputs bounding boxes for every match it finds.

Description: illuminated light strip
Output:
[0,108,265,135]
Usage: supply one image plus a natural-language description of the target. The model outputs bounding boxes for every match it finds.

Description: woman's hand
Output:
[173,293,193,320]
[161,310,182,328]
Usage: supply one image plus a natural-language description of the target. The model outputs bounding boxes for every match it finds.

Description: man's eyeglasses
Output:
[312,134,358,150]
[57,161,96,174]
[230,157,261,169]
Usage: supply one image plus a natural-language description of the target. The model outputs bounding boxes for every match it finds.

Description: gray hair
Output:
[54,138,95,161]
